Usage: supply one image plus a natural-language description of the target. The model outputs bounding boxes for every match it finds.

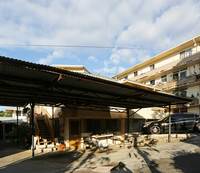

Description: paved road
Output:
[137,150,200,173]
[0,134,200,173]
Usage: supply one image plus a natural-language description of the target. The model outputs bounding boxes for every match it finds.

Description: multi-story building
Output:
[114,35,200,128]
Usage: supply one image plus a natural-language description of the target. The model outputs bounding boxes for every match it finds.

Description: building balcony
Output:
[129,52,200,83]
[156,81,177,90]
[157,74,200,91]
[176,75,197,86]
[190,97,199,106]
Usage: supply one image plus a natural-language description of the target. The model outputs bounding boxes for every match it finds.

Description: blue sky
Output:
[0,0,200,78]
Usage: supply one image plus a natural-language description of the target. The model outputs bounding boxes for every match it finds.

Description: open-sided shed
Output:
[0,56,191,156]
[0,56,190,108]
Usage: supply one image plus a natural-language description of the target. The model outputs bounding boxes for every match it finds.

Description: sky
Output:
[0,0,200,78]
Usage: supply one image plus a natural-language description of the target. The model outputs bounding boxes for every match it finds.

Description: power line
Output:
[0,43,164,51]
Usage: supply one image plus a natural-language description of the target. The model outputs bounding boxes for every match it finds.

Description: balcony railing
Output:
[190,97,199,105]
[176,75,197,86]
[157,74,200,91]
[157,81,177,90]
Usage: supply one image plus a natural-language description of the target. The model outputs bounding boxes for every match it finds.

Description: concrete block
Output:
[36,145,46,149]
[43,148,54,152]
[47,144,55,148]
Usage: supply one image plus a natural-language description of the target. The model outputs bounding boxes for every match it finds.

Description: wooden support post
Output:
[127,108,129,133]
[168,104,171,143]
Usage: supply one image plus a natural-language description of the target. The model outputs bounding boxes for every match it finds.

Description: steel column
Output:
[52,106,55,140]
[3,123,5,142]
[168,104,171,143]
[31,103,35,158]
[17,106,19,146]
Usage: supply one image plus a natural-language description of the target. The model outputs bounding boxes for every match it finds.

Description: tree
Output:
[0,111,5,117]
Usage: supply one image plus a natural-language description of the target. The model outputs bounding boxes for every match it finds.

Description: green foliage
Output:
[6,123,31,139]
[0,111,5,117]
[6,129,17,138]
[0,111,12,117]
[6,113,12,117]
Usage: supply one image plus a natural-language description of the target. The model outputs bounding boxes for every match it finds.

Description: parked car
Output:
[142,113,200,134]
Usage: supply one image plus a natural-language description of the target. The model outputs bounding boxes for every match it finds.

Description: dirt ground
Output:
[0,134,200,173]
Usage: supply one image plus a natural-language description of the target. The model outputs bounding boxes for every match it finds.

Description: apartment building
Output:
[114,35,200,124]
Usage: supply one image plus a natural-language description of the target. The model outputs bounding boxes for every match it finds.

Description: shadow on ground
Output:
[0,145,86,173]
[134,146,161,173]
[180,133,200,147]
[136,134,200,173]
[172,152,200,173]
[0,142,26,158]
[0,146,109,173]
[1,134,200,173]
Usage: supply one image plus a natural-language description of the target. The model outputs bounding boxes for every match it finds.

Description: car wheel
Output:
[150,126,160,134]
[196,123,200,133]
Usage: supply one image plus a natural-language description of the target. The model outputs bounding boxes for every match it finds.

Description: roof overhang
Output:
[0,56,191,109]
[114,35,200,79]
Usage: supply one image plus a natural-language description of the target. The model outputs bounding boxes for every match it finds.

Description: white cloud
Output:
[116,0,200,49]
[88,56,97,62]
[94,66,117,76]
[110,49,138,65]
[100,0,200,76]
[1,0,199,49]
[38,49,65,64]
[0,0,200,76]
[118,67,126,73]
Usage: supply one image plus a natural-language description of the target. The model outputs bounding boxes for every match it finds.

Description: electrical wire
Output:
[0,43,164,51]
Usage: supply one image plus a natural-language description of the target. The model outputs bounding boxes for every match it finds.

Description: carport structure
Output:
[0,56,191,157]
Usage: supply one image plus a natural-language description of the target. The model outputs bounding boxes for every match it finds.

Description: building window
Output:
[180,51,185,59]
[85,119,120,133]
[106,119,120,132]
[173,71,179,80]
[134,71,138,76]
[150,79,155,85]
[86,119,101,133]
[180,69,187,80]
[174,89,187,97]
[173,69,187,81]
[150,64,155,70]
[123,76,128,80]
[185,48,192,57]
[16,110,21,116]
[180,90,187,97]
[180,48,192,59]
[161,75,167,82]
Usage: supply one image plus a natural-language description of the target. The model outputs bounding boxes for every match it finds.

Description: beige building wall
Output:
[188,107,200,114]
[115,36,200,119]
[62,107,127,149]
[133,107,166,120]
[187,86,200,98]
[155,53,179,68]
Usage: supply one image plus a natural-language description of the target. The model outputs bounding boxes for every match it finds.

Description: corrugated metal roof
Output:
[0,56,191,108]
